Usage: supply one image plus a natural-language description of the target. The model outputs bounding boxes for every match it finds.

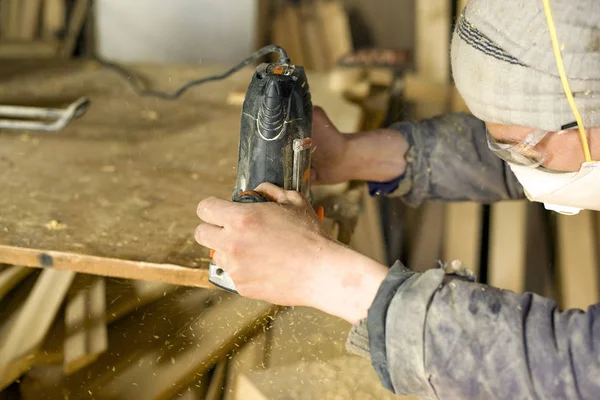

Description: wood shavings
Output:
[45,220,67,231]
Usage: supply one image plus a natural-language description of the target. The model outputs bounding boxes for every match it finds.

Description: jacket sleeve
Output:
[376,113,525,205]
[347,261,600,400]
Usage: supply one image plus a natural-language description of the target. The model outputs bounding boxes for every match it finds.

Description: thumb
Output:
[254,182,287,203]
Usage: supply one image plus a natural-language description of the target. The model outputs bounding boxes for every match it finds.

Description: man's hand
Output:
[311,106,351,185]
[194,183,389,323]
[311,106,410,185]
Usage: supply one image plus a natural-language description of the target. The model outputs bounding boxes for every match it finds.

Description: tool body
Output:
[209,58,317,293]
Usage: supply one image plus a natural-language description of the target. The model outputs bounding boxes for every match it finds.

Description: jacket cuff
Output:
[367,260,446,399]
[345,318,370,359]
[366,260,416,391]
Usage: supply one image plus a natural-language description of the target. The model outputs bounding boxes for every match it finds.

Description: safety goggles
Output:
[485,121,578,168]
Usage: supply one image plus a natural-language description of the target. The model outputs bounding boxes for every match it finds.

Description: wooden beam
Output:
[63,276,108,375]
[1,0,21,39]
[415,0,451,118]
[42,0,66,40]
[408,201,446,272]
[443,202,483,278]
[59,0,91,58]
[205,359,228,400]
[488,200,527,293]
[0,247,212,289]
[556,211,599,310]
[0,269,75,390]
[224,332,268,400]
[0,265,34,302]
[19,0,43,40]
[0,40,59,58]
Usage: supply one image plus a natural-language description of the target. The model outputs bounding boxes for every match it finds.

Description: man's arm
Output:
[347,262,600,399]
[358,113,525,205]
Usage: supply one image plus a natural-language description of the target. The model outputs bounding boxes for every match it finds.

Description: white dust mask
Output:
[508,162,600,215]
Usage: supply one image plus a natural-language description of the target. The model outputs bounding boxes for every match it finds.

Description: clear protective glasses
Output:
[486,128,550,168]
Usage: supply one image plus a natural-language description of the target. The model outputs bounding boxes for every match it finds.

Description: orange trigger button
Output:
[316,206,325,221]
[210,249,215,258]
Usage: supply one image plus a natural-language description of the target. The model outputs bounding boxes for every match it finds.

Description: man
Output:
[195,0,600,398]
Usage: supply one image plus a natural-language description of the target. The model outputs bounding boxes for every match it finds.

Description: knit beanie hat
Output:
[451,0,600,131]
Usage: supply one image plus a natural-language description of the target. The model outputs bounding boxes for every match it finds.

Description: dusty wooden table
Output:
[0,60,361,288]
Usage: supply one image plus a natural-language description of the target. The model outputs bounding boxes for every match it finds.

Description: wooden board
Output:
[224,331,268,400]
[0,269,75,390]
[556,211,599,310]
[488,200,527,293]
[408,201,445,272]
[0,60,360,286]
[443,202,482,278]
[63,276,108,375]
[414,0,450,118]
[42,0,66,40]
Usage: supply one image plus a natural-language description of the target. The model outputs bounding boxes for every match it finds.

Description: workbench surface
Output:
[0,60,360,286]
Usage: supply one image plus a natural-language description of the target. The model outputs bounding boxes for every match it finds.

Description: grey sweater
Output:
[347,113,600,399]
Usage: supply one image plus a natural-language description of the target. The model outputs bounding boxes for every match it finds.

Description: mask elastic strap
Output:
[542,0,593,163]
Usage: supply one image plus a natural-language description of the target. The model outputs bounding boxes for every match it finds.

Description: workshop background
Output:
[0,0,598,399]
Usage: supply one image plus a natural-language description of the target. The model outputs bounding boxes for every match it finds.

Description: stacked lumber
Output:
[0,269,278,399]
[271,0,353,72]
[0,0,90,59]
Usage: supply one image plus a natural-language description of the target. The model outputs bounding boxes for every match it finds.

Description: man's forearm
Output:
[343,128,409,183]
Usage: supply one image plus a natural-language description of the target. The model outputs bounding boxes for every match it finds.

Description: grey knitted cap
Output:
[451,0,600,131]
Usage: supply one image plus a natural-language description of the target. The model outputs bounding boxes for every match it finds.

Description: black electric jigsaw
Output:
[208,47,322,293]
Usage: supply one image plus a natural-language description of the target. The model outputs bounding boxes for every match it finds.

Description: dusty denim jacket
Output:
[347,113,600,399]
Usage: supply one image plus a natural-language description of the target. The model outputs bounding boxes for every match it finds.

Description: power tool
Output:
[207,47,323,293]
[102,45,321,293]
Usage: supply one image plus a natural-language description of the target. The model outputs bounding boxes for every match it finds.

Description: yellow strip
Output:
[542,0,592,162]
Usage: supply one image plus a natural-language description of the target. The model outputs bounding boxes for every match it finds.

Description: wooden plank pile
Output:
[0,0,90,59]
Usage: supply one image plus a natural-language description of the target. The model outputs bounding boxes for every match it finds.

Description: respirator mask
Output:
[487,127,599,215]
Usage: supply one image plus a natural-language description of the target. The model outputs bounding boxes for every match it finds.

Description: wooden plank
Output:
[63,276,108,375]
[224,332,268,400]
[42,0,66,40]
[19,0,43,40]
[408,201,446,272]
[315,0,353,68]
[443,202,483,278]
[349,188,387,265]
[0,269,75,390]
[556,210,599,310]
[1,0,21,39]
[59,0,90,58]
[0,265,34,301]
[0,40,59,58]
[205,359,228,400]
[300,3,328,71]
[415,0,451,118]
[488,200,527,293]
[272,4,306,67]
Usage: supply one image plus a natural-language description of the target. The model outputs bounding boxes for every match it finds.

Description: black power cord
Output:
[98,45,290,100]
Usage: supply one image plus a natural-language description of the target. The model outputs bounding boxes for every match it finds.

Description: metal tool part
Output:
[0,97,90,132]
